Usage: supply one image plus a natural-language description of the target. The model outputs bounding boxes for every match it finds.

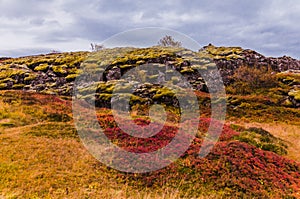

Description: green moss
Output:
[288,90,300,101]
[147,74,159,82]
[238,102,251,109]
[47,82,56,88]
[65,74,79,81]
[234,127,288,155]
[283,99,293,107]
[97,82,115,93]
[226,54,244,59]
[136,60,146,65]
[180,67,194,73]
[52,65,67,75]
[203,45,244,60]
[230,124,246,132]
[261,143,287,155]
[25,123,78,139]
[113,83,135,93]
[0,78,16,84]
[278,76,295,85]
[78,93,94,102]
[12,84,25,89]
[191,65,207,70]
[41,90,57,95]
[24,74,37,82]
[228,98,240,106]
[77,83,98,95]
[68,68,79,74]
[109,47,178,66]
[0,64,10,71]
[111,60,122,66]
[277,72,300,85]
[119,64,134,69]
[129,94,148,105]
[153,87,175,100]
[97,93,112,101]
[53,58,67,65]
[34,63,49,71]
[114,93,148,105]
[0,122,15,128]
[0,83,7,89]
[47,113,72,122]
[81,64,105,75]
[0,69,25,79]
[81,63,99,71]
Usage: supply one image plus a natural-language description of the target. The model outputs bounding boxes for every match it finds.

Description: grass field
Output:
[1,90,300,198]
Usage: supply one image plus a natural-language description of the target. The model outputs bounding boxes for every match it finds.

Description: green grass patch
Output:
[25,123,78,139]
[234,127,288,155]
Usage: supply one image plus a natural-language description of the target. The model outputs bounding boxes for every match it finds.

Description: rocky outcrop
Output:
[1,46,300,108]
[202,45,300,85]
[0,52,88,95]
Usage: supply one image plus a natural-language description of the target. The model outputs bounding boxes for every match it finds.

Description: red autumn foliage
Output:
[96,114,300,198]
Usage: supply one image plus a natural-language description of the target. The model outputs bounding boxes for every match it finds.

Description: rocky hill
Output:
[0,45,299,108]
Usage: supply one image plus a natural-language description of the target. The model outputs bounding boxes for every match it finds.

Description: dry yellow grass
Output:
[0,124,221,199]
[0,91,223,198]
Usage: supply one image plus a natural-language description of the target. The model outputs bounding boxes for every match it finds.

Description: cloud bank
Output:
[0,0,299,58]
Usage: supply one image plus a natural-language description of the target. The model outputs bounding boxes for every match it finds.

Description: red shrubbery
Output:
[96,114,300,198]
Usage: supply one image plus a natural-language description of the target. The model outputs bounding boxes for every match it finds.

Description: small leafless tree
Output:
[158,35,182,47]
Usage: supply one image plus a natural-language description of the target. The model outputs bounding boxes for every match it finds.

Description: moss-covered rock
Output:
[34,63,49,72]
[52,65,67,76]
[136,60,146,65]
[97,93,112,102]
[288,90,300,101]
[0,83,7,89]
[96,82,115,93]
[24,74,37,82]
[0,78,16,84]
[180,67,194,74]
[0,69,26,79]
[119,64,134,69]
[152,87,175,100]
[65,74,79,82]
[12,84,25,89]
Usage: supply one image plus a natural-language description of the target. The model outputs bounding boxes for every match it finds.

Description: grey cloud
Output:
[33,17,120,44]
[0,0,52,19]
[0,0,299,58]
[30,18,46,26]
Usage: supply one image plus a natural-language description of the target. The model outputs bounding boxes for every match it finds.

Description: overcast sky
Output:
[0,0,299,58]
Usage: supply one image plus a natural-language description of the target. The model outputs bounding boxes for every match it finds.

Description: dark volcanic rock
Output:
[210,46,300,85]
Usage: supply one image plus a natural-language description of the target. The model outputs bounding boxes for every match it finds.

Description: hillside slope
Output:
[0,90,300,198]
[0,46,300,198]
